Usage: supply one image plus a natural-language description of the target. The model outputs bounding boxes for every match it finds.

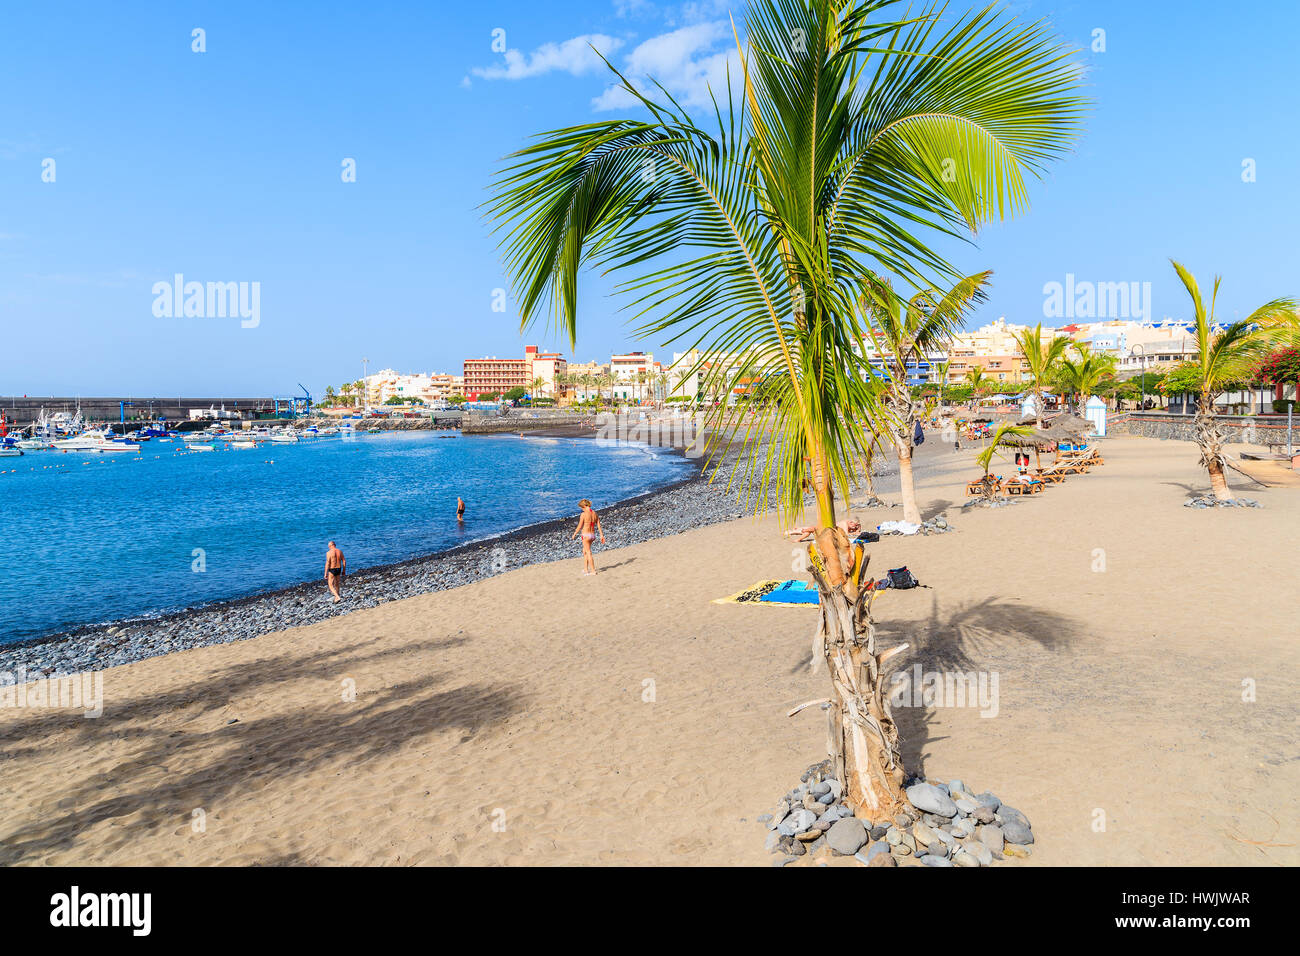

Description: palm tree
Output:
[1170,260,1298,500]
[974,423,1032,498]
[860,272,990,524]
[488,0,1084,816]
[1056,343,1117,413]
[531,375,548,399]
[964,365,986,394]
[1014,323,1071,427]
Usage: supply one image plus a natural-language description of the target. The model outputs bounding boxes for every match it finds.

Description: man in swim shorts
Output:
[571,498,606,576]
[325,540,346,603]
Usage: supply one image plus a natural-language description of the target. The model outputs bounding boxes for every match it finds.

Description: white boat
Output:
[0,446,22,457]
[53,435,141,453]
[230,439,257,449]
[268,432,300,444]
[16,439,50,450]
[188,444,217,452]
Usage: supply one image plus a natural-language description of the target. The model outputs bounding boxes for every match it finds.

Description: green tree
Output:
[488,0,1084,814]
[860,271,990,523]
[1014,323,1071,426]
[1056,343,1117,412]
[1169,260,1298,500]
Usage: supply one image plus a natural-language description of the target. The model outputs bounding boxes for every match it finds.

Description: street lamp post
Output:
[1130,344,1145,410]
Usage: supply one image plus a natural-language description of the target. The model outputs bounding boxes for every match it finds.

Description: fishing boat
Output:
[16,438,51,450]
[53,434,141,453]
[0,445,22,457]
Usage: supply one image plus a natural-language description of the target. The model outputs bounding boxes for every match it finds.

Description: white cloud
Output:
[591,21,739,112]
[470,34,625,81]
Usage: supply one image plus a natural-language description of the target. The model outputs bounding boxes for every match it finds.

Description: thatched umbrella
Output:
[1042,412,1091,440]
[997,427,1057,471]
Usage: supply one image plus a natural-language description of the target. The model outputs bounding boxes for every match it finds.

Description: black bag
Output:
[887,566,920,589]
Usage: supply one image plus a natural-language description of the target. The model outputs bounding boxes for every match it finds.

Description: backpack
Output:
[887,566,920,589]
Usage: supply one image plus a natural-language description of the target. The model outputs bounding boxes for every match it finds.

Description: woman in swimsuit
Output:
[571,498,606,576]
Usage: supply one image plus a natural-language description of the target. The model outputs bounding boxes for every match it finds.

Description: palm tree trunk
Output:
[807,443,907,820]
[1195,393,1232,500]
[897,440,921,524]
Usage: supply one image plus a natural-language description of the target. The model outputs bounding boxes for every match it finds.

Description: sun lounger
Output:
[966,474,1003,497]
[1006,476,1045,495]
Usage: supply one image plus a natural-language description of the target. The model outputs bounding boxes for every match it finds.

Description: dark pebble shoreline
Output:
[0,468,751,681]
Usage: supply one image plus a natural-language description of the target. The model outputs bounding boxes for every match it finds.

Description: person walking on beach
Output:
[324,540,347,603]
[456,496,465,523]
[572,499,605,576]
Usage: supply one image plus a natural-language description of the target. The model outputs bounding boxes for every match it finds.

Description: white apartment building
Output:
[363,369,464,405]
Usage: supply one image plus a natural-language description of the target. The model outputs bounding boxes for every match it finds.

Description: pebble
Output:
[1002,822,1035,845]
[920,854,954,867]
[789,809,816,833]
[885,826,903,846]
[811,781,830,796]
[952,851,979,867]
[998,806,1031,830]
[826,817,868,855]
[796,829,821,842]
[869,825,889,841]
[867,852,897,867]
[978,825,1004,854]
[865,840,891,861]
[972,806,996,825]
[974,791,1001,811]
[954,799,977,815]
[1003,844,1032,859]
[925,840,949,859]
[765,830,782,853]
[906,783,957,818]
[772,855,797,867]
[911,823,939,848]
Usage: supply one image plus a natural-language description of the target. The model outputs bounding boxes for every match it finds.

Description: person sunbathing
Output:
[786,516,862,541]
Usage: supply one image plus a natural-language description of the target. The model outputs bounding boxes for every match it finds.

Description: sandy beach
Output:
[1,434,1296,866]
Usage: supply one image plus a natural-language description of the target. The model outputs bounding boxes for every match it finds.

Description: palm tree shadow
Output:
[0,638,524,865]
[872,593,1082,781]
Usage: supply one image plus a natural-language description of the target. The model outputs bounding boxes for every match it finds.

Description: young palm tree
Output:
[860,272,990,524]
[964,365,986,393]
[531,375,548,399]
[1056,343,1117,412]
[489,0,1084,816]
[1170,260,1298,500]
[975,423,1032,498]
[1014,323,1071,426]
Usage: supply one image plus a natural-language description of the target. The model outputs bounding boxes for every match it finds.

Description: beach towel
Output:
[712,580,889,608]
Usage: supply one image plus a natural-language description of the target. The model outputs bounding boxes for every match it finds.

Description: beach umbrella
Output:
[1042,412,1091,439]
[996,426,1056,470]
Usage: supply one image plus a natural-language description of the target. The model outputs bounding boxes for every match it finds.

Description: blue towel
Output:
[759,580,820,604]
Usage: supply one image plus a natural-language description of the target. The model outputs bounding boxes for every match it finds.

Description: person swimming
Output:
[571,498,606,576]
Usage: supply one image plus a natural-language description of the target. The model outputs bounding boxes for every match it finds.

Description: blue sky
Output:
[2,0,1297,398]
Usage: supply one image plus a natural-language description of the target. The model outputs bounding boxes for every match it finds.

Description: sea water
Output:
[0,431,690,642]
